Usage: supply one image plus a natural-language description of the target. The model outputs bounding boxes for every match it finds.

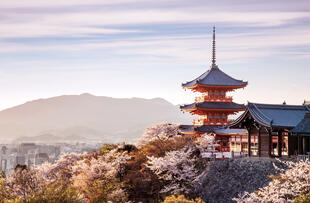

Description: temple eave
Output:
[196,107,246,112]
[179,124,221,134]
[195,82,247,88]
[180,103,246,112]
[183,83,247,91]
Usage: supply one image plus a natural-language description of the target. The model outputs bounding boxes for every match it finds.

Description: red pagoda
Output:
[179,27,248,152]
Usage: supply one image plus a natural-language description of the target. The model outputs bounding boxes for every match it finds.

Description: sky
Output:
[0,0,310,110]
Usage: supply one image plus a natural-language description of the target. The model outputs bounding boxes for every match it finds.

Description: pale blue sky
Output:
[0,0,310,110]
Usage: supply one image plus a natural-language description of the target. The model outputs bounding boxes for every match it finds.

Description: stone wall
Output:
[197,157,288,203]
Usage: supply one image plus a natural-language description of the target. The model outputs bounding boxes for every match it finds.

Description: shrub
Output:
[27,180,81,203]
[295,192,310,203]
[101,145,114,153]
[162,194,205,203]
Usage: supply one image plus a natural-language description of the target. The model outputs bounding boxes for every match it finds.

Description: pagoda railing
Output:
[195,95,233,103]
[193,118,234,126]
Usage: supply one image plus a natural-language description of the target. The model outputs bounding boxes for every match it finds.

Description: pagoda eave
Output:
[196,107,246,112]
[181,107,246,114]
[179,124,219,134]
[182,111,245,116]
[178,125,201,135]
[183,83,247,92]
[180,130,200,135]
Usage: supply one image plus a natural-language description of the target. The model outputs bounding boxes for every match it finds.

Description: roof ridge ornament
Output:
[211,26,216,67]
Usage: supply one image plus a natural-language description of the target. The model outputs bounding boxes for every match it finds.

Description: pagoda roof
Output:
[180,102,246,111]
[182,64,248,89]
[196,125,224,132]
[179,125,248,134]
[291,112,310,134]
[229,102,310,129]
[179,125,222,133]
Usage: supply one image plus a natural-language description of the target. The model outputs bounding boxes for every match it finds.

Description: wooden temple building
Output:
[291,112,310,155]
[179,27,248,152]
[229,103,310,157]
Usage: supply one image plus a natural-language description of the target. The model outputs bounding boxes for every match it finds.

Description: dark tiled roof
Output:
[182,64,247,88]
[291,112,310,134]
[214,128,248,135]
[179,125,222,133]
[180,102,245,110]
[179,125,195,133]
[196,125,223,132]
[230,102,310,129]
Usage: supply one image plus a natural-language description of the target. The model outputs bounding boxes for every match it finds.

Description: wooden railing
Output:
[195,95,233,103]
[297,154,310,161]
[193,118,234,126]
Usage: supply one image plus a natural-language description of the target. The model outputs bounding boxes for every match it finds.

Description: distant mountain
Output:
[0,93,191,143]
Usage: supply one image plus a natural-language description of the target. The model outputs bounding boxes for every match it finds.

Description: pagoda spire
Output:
[212,26,216,66]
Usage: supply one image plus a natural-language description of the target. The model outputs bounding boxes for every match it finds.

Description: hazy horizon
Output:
[0,0,309,110]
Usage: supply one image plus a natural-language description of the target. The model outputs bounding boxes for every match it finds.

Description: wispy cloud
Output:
[0,0,309,109]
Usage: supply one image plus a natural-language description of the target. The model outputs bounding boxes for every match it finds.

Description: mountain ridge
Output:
[0,93,191,143]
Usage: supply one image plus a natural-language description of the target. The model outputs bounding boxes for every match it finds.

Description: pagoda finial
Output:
[212,26,216,66]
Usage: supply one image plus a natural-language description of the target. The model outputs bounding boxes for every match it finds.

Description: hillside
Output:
[0,93,191,143]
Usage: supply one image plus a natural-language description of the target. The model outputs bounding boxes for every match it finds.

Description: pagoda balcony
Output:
[195,95,233,103]
[193,118,234,126]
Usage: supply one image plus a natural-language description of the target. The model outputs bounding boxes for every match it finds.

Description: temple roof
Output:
[179,124,222,133]
[214,128,248,135]
[182,64,248,89]
[230,102,310,129]
[291,112,310,134]
[180,102,246,111]
[179,125,248,134]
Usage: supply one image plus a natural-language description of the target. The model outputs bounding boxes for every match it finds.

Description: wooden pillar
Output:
[278,131,282,157]
[303,136,307,155]
[247,127,251,157]
[308,137,310,153]
[298,135,301,155]
[268,129,272,157]
[258,128,261,157]
[305,136,310,154]
[287,133,292,156]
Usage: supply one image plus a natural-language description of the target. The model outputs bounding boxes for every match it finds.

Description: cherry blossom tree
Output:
[0,153,81,200]
[146,147,199,194]
[145,134,217,196]
[72,148,130,187]
[194,134,218,154]
[0,149,130,202]
[71,148,130,202]
[137,123,180,147]
[37,152,81,183]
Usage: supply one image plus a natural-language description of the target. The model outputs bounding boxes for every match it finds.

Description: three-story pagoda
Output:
[179,27,248,151]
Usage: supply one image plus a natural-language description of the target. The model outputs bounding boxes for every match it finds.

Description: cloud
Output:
[1,0,310,40]
[0,0,144,9]
[0,23,141,38]
[1,25,310,67]
[38,10,309,27]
